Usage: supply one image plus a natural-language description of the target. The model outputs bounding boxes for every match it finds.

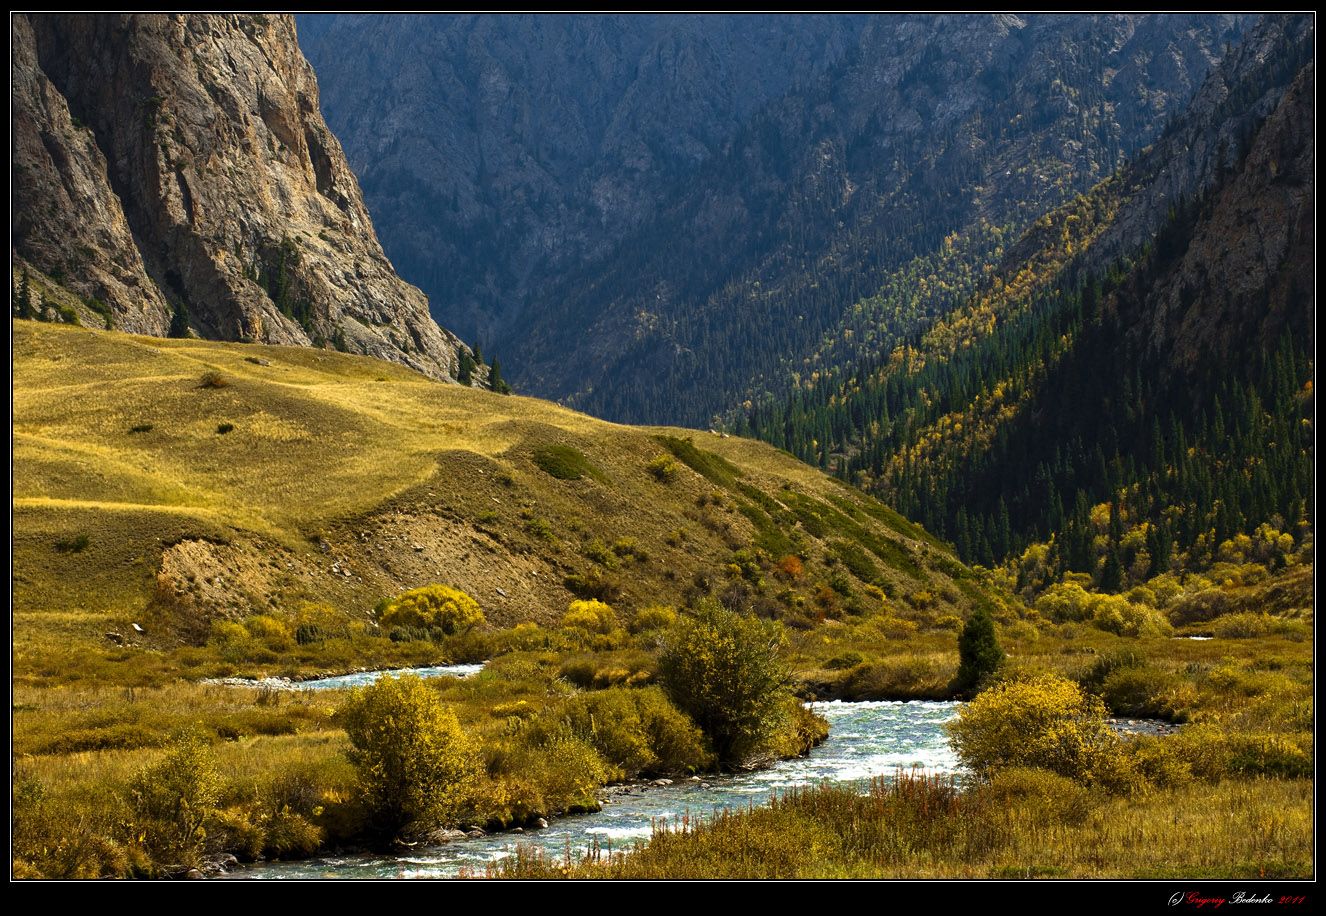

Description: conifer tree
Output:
[955,606,1003,695]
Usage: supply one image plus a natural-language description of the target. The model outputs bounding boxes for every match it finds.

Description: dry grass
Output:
[497,774,1314,879]
[11,322,1315,880]
[14,321,985,683]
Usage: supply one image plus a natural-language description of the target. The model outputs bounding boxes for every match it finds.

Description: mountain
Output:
[11,13,472,381]
[742,14,1314,590]
[12,321,989,658]
[511,14,1253,426]
[303,14,1248,423]
[296,13,870,346]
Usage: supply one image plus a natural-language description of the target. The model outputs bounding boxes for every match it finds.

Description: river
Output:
[235,698,961,879]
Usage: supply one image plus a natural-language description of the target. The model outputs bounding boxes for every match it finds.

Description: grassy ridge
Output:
[14,321,987,686]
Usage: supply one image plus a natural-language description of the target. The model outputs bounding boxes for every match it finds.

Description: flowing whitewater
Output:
[237,699,961,879]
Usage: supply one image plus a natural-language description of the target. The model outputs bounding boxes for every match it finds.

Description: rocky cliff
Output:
[497,14,1248,425]
[12,13,470,381]
[298,14,870,344]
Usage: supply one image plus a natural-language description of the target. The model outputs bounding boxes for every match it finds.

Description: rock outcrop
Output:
[12,13,471,381]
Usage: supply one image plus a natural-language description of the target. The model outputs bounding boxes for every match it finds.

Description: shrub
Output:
[524,516,556,542]
[128,733,222,872]
[1120,736,1193,789]
[375,584,484,636]
[1099,665,1184,719]
[1210,612,1281,638]
[947,674,1121,785]
[1167,587,1234,625]
[198,371,228,389]
[1090,594,1172,638]
[658,599,792,767]
[824,651,865,670]
[1034,582,1093,622]
[1224,732,1313,778]
[631,605,678,634]
[584,539,619,568]
[54,533,91,553]
[337,675,480,839]
[559,687,713,777]
[243,614,293,650]
[953,606,1003,694]
[775,555,804,581]
[294,623,326,645]
[976,766,1099,827]
[216,422,235,434]
[563,570,621,602]
[646,454,679,482]
[532,444,603,482]
[612,538,648,563]
[494,734,610,817]
[561,599,618,634]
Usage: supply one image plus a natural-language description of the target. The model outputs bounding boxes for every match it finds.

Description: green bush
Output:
[559,687,714,778]
[631,605,678,634]
[1225,732,1313,778]
[337,675,480,839]
[54,533,91,554]
[499,735,611,817]
[954,606,1004,694]
[375,584,484,636]
[128,733,222,872]
[825,650,866,670]
[294,623,325,645]
[1077,649,1148,690]
[1099,665,1184,719]
[1090,594,1172,638]
[646,454,679,482]
[658,599,792,767]
[532,444,604,481]
[243,614,293,650]
[1210,612,1294,638]
[563,570,622,602]
[976,766,1099,827]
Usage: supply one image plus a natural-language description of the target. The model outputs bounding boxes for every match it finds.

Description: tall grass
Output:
[497,772,1313,879]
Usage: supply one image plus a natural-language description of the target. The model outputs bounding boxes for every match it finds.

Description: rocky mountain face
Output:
[302,13,1247,424]
[1029,13,1314,282]
[1117,44,1313,376]
[506,14,1249,426]
[12,13,471,381]
[297,13,870,344]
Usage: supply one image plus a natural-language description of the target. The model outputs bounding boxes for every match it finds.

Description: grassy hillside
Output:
[13,320,989,687]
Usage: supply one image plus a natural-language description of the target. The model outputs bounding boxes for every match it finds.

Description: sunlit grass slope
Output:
[13,321,990,685]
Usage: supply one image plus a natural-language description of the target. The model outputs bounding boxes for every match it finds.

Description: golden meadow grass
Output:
[10,321,1314,879]
[496,773,1312,879]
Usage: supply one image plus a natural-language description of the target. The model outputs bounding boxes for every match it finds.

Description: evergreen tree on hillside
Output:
[15,270,37,320]
[456,347,476,386]
[168,301,191,339]
[488,354,511,395]
[954,606,1003,695]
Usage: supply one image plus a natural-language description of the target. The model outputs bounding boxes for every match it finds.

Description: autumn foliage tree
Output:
[337,675,480,840]
[374,584,484,635]
[658,599,791,767]
[947,674,1120,785]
